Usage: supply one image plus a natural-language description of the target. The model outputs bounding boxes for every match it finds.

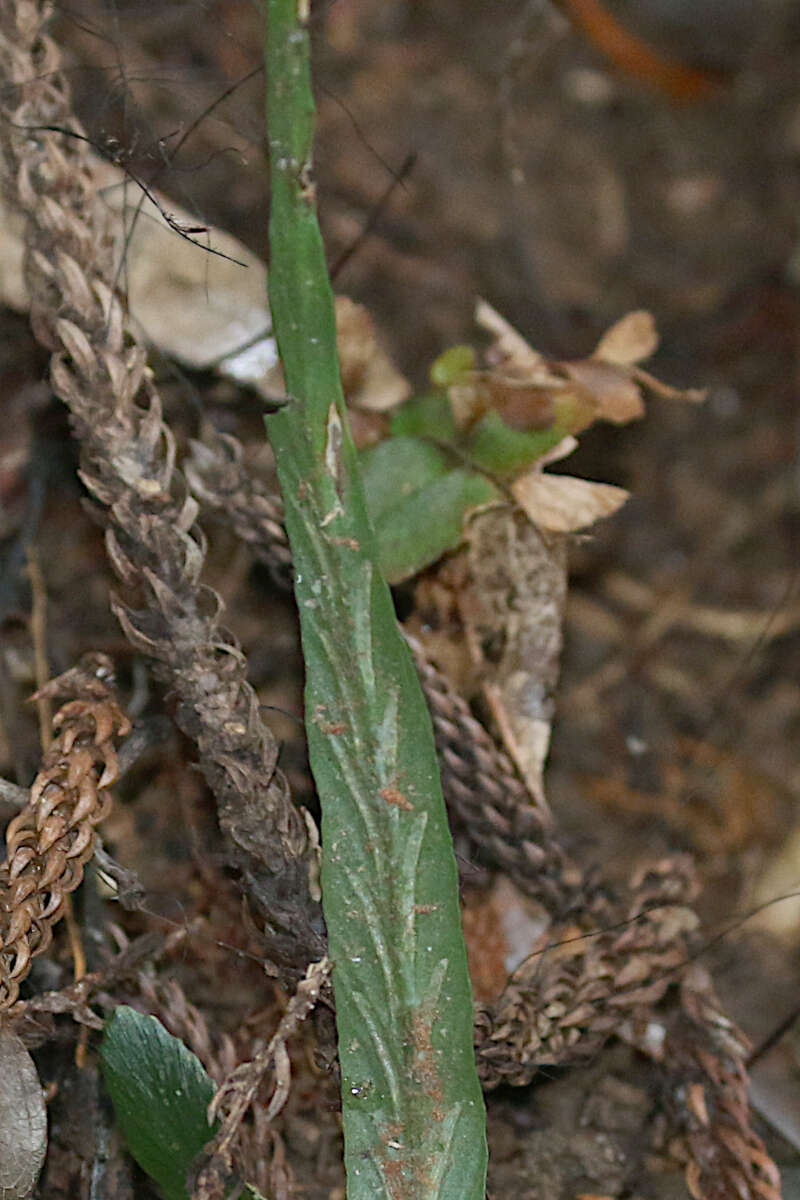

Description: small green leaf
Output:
[430,344,476,387]
[389,391,457,442]
[359,436,498,580]
[359,435,449,524]
[101,1006,217,1200]
[466,411,567,477]
[374,468,498,582]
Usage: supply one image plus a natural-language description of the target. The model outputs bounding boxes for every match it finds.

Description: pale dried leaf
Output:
[560,359,645,425]
[334,296,410,412]
[538,435,578,467]
[0,159,409,411]
[748,819,800,944]
[0,201,26,312]
[594,310,659,366]
[464,508,568,806]
[633,366,707,404]
[0,1027,47,1199]
[449,377,491,430]
[511,471,629,532]
[474,297,546,374]
[94,160,276,375]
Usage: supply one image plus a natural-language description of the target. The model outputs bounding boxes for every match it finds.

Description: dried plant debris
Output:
[462,508,568,808]
[474,856,700,1088]
[183,427,781,1198]
[185,434,293,592]
[467,299,703,533]
[0,5,322,975]
[0,655,129,1010]
[14,925,190,1042]
[195,956,331,1197]
[475,299,705,422]
[405,629,584,914]
[0,655,126,1200]
[136,975,239,1087]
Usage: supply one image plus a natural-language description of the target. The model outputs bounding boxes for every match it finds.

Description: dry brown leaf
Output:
[538,435,578,466]
[593,309,659,365]
[334,296,411,412]
[511,471,629,532]
[474,301,658,432]
[452,374,565,434]
[474,297,548,375]
[464,508,568,806]
[489,377,566,432]
[0,1027,47,1200]
[633,365,707,405]
[449,376,492,430]
[560,358,645,425]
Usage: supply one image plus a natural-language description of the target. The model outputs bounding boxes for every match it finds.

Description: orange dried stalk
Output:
[0,654,130,1010]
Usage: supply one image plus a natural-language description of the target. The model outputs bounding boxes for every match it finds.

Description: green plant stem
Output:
[263,2,487,1197]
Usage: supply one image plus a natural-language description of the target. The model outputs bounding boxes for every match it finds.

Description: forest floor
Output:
[4,1,800,1196]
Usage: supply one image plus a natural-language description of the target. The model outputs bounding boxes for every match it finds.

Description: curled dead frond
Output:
[475,857,699,1088]
[185,435,293,591]
[405,630,584,912]
[0,654,129,1010]
[0,1,322,973]
[664,966,782,1200]
[10,925,191,1041]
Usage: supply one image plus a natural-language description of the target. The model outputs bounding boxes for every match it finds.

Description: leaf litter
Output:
[0,0,796,1195]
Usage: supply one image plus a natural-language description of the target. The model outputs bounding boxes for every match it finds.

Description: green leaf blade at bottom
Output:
[101,1005,217,1200]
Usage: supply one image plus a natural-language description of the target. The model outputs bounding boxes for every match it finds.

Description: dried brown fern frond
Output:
[474,856,699,1088]
[665,967,782,1200]
[0,1,322,973]
[0,654,129,1010]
